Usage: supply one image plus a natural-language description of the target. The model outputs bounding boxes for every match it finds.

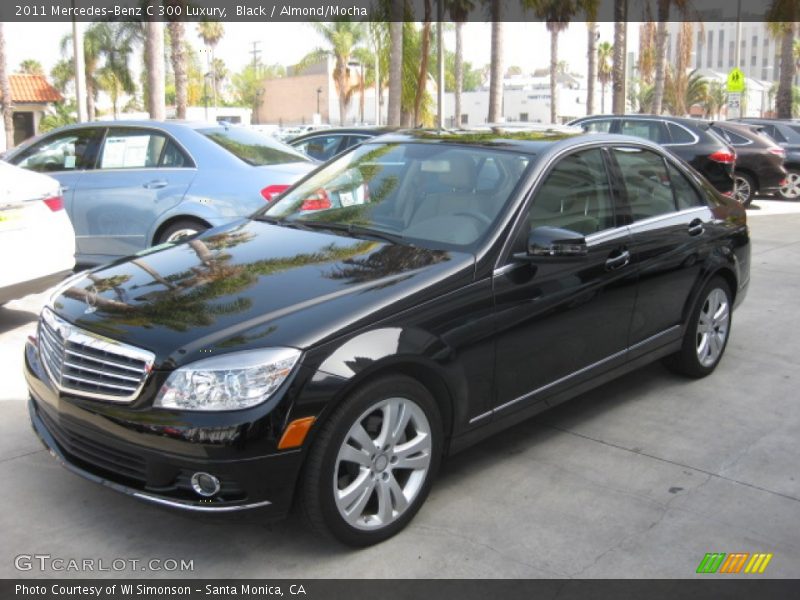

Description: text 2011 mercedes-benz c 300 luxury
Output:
[25,130,750,546]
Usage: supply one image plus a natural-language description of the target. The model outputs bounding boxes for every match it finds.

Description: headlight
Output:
[154,348,301,411]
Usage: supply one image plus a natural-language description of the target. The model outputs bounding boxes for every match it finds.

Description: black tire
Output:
[156,219,209,245]
[300,374,443,547]
[663,276,733,378]
[733,173,756,207]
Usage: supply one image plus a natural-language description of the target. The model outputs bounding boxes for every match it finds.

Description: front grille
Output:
[38,308,155,402]
[38,407,148,482]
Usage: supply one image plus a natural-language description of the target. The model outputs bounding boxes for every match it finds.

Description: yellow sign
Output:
[727,68,745,93]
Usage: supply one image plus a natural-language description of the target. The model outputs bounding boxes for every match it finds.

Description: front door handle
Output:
[605,249,631,271]
[143,179,168,189]
[688,218,705,236]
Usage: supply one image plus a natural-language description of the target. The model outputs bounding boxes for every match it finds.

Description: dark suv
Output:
[570,115,736,195]
[25,130,749,547]
[733,118,800,200]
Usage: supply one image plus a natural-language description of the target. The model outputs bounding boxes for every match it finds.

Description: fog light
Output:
[190,472,221,497]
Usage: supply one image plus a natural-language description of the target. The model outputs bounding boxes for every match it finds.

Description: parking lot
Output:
[1,199,799,579]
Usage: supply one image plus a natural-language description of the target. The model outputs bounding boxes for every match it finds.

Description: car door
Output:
[492,147,637,416]
[71,127,196,260]
[10,127,104,218]
[608,146,714,355]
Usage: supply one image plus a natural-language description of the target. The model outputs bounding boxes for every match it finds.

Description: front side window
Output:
[527,148,615,236]
[580,119,613,133]
[263,142,532,249]
[667,162,706,210]
[612,147,676,221]
[14,129,103,172]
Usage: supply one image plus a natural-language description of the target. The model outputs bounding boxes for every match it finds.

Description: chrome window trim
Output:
[469,325,681,424]
[38,308,155,403]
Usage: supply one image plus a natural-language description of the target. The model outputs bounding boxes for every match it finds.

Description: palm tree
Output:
[297,22,366,126]
[652,0,690,115]
[448,0,475,127]
[597,41,613,113]
[146,20,165,120]
[487,0,504,122]
[767,0,799,120]
[197,21,225,108]
[18,59,44,75]
[0,23,12,150]
[703,80,727,119]
[387,6,404,127]
[412,0,434,126]
[61,24,103,121]
[611,0,627,114]
[526,1,580,124]
[168,19,188,119]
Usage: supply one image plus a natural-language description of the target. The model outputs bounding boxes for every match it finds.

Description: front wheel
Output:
[779,171,800,200]
[663,276,733,378]
[300,374,442,546]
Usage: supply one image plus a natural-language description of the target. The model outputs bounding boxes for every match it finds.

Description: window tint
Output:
[294,135,346,161]
[612,148,676,221]
[528,148,615,236]
[621,120,668,143]
[200,126,310,165]
[666,162,706,210]
[160,140,191,167]
[718,128,750,146]
[98,128,166,169]
[14,129,103,172]
[580,120,613,133]
[761,125,787,143]
[667,122,696,144]
[345,135,372,150]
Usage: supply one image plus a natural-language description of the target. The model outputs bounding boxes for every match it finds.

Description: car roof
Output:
[29,120,232,135]
[572,114,705,127]
[289,127,394,141]
[360,128,667,155]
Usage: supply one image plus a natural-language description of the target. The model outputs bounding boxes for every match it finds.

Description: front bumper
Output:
[25,338,304,516]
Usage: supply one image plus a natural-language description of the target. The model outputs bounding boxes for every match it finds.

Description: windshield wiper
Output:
[296,221,410,246]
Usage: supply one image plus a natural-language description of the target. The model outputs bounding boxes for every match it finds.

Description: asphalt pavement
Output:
[1,199,799,578]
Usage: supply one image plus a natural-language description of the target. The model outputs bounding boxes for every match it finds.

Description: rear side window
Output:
[580,120,613,133]
[713,127,750,146]
[761,124,787,143]
[293,135,346,161]
[667,122,697,144]
[98,128,166,169]
[528,148,615,235]
[666,162,706,209]
[611,147,676,221]
[620,120,668,144]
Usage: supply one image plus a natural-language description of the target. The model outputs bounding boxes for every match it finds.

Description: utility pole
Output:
[437,0,445,129]
[71,2,87,122]
[250,41,262,125]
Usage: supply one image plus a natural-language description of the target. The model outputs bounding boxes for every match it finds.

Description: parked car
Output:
[4,121,315,265]
[708,121,788,206]
[289,128,391,162]
[0,162,74,305]
[732,118,800,200]
[25,130,749,547]
[569,114,736,195]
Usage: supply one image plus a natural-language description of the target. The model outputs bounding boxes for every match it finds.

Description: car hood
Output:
[50,219,473,369]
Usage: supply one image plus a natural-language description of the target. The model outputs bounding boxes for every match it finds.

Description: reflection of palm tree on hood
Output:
[327,245,449,284]
[65,229,378,334]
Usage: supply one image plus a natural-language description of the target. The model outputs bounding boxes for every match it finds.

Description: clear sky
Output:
[2,21,632,82]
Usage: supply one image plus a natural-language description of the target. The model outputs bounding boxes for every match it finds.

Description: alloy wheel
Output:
[333,397,432,531]
[779,172,800,200]
[165,228,200,243]
[733,176,751,204]
[696,288,730,368]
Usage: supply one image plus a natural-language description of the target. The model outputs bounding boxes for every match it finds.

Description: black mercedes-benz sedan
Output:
[24,129,750,547]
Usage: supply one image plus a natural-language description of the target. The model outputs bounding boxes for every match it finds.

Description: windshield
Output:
[261,142,533,250]
[198,126,310,166]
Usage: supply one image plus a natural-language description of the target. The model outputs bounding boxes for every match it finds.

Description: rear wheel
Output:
[663,276,732,378]
[156,219,209,244]
[779,171,800,200]
[300,374,442,546]
[733,173,755,206]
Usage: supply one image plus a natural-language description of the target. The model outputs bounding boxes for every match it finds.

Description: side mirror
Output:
[515,226,588,260]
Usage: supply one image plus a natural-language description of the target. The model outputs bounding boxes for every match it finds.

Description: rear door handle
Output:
[605,249,631,271]
[143,179,168,189]
[688,218,705,236]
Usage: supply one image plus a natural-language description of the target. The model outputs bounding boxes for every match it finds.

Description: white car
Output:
[0,161,75,305]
